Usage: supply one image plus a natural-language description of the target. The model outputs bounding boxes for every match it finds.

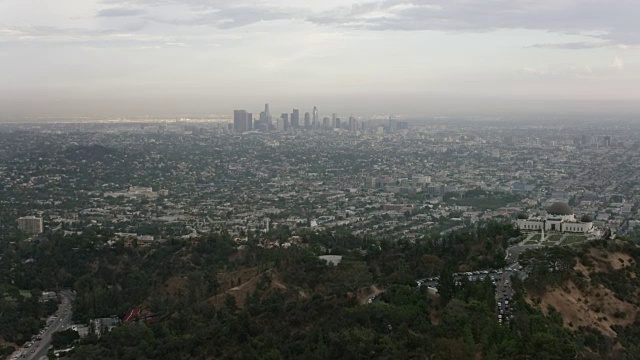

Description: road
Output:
[10,290,75,360]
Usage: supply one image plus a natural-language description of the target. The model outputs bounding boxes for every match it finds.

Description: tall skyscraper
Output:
[331,113,337,129]
[323,117,330,129]
[234,110,249,132]
[291,109,300,128]
[264,103,272,128]
[259,111,266,127]
[247,113,253,130]
[349,116,357,131]
[281,113,289,130]
[312,106,319,128]
[304,112,311,129]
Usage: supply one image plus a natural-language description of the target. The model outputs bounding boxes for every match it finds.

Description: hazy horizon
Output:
[1,0,639,119]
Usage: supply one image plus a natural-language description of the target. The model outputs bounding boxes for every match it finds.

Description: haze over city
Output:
[1,0,639,119]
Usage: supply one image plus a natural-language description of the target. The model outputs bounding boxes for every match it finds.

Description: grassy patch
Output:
[546,234,563,242]
[446,194,520,210]
[525,240,538,245]
[562,235,588,245]
[529,234,542,241]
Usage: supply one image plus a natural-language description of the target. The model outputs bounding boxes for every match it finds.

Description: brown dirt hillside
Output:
[526,248,638,337]
[216,266,263,292]
[356,285,385,305]
[531,280,636,337]
[206,268,282,309]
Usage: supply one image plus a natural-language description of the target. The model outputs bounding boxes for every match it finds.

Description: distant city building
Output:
[264,103,272,127]
[258,103,272,129]
[304,112,311,128]
[291,109,300,128]
[323,117,330,129]
[349,116,357,131]
[17,216,43,234]
[412,175,431,187]
[364,177,378,188]
[389,116,397,133]
[312,106,319,128]
[515,203,594,233]
[331,113,337,129]
[280,113,289,130]
[512,182,534,194]
[233,110,250,132]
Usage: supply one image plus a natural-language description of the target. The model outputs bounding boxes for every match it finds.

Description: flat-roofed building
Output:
[17,216,43,234]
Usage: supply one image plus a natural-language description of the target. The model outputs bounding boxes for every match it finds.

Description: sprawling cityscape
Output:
[3,0,640,358]
[2,111,638,246]
[3,112,640,359]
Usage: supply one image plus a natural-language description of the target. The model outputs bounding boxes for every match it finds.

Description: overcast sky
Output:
[1,0,639,119]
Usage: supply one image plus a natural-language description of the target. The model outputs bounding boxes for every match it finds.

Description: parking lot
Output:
[417,264,526,325]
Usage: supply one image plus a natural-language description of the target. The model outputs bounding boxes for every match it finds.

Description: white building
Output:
[17,216,44,234]
[412,175,432,187]
[516,202,594,234]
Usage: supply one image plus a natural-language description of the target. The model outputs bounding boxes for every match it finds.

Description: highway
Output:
[9,290,75,360]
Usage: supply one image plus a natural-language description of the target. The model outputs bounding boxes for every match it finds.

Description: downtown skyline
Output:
[1,0,639,120]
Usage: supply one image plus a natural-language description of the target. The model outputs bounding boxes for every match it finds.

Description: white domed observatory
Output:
[515,202,594,233]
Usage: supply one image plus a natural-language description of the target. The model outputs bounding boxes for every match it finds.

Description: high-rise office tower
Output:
[259,111,266,127]
[336,118,341,129]
[349,116,357,131]
[234,110,248,132]
[264,103,272,128]
[304,112,311,129]
[331,113,337,129]
[291,109,300,128]
[247,113,253,130]
[323,117,330,129]
[281,113,289,130]
[312,106,319,128]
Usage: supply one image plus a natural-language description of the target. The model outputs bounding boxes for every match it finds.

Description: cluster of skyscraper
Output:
[233,104,364,133]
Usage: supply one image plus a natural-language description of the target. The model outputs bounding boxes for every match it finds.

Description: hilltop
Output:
[520,239,640,358]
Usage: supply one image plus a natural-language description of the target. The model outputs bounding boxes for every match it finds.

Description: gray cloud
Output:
[0,23,147,43]
[97,8,146,17]
[151,6,295,29]
[307,0,640,45]
[528,42,611,50]
[102,0,297,28]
